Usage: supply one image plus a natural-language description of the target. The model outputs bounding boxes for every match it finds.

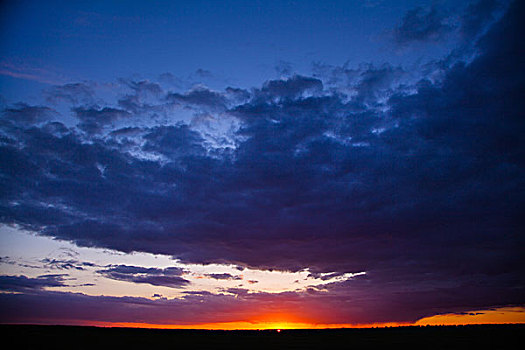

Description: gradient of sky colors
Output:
[0,0,524,328]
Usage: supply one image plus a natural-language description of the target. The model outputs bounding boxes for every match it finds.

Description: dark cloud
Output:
[353,64,405,104]
[117,79,164,113]
[257,74,323,100]
[0,274,67,292]
[0,256,40,269]
[225,287,249,296]
[0,0,523,322]
[166,87,227,111]
[97,265,189,288]
[41,258,96,271]
[0,256,11,264]
[394,0,509,47]
[44,83,95,105]
[120,79,163,96]
[73,106,131,134]
[225,87,251,104]
[204,273,243,281]
[394,6,452,44]
[1,103,56,124]
[307,272,347,281]
[109,126,143,137]
[182,290,214,296]
[142,124,206,158]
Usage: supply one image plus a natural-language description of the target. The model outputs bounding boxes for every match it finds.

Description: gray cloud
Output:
[117,79,164,114]
[204,273,243,281]
[73,106,131,134]
[0,274,67,292]
[257,74,323,100]
[1,103,56,124]
[394,6,453,44]
[41,258,97,271]
[97,265,190,288]
[166,87,227,111]
[44,83,95,105]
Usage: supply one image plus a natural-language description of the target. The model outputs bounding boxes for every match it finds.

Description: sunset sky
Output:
[0,0,524,329]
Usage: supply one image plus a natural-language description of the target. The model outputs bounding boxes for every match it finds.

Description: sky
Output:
[0,0,524,329]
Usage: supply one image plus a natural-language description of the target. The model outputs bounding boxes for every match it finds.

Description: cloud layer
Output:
[0,0,523,325]
[97,265,189,288]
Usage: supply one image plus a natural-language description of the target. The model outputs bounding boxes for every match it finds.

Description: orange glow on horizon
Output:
[88,320,411,330]
[416,307,525,326]
[72,306,524,330]
[86,310,412,330]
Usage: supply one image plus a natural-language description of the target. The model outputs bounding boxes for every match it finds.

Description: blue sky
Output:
[0,0,523,328]
[1,0,461,101]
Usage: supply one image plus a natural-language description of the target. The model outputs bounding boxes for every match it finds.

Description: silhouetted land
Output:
[1,324,523,349]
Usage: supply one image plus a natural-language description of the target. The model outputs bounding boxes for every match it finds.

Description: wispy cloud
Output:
[0,61,68,85]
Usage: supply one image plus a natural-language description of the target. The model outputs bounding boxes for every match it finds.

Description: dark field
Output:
[1,324,523,349]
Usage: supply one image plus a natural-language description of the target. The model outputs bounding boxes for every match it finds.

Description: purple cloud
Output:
[97,265,189,288]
